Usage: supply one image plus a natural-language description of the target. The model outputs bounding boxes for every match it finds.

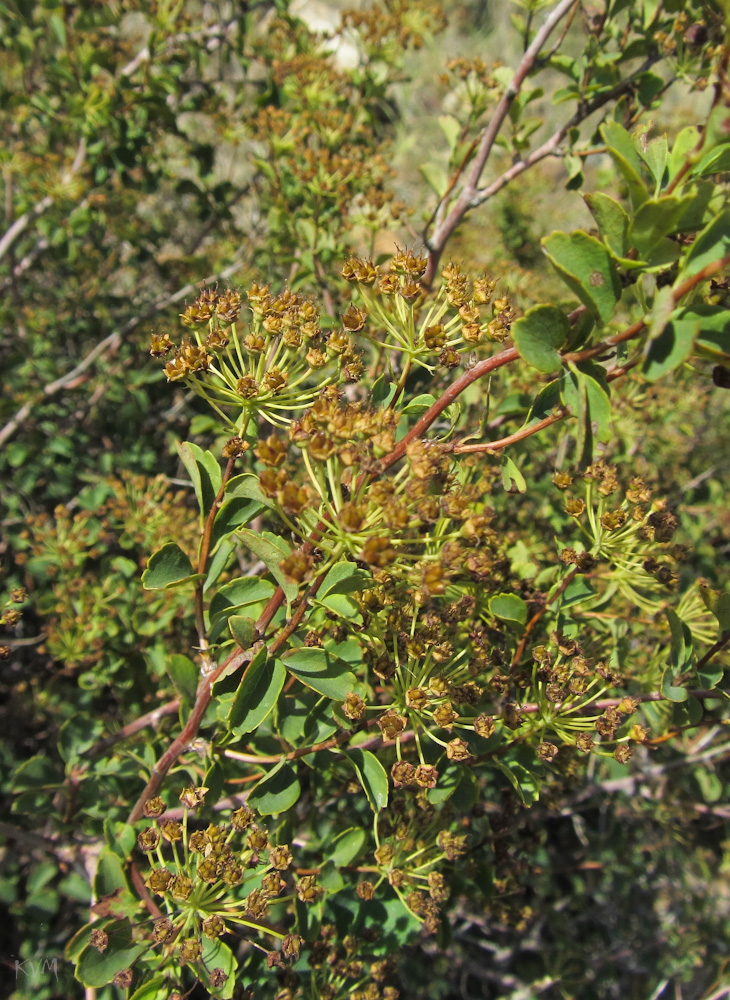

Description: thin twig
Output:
[0,255,246,450]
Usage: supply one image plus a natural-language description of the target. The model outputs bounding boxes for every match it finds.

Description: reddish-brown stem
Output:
[126,567,326,825]
[378,347,519,471]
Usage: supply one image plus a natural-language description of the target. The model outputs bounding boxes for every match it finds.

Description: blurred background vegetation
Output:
[1,1,729,998]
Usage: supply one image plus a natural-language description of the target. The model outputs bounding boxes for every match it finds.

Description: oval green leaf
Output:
[228,653,285,735]
[280,647,357,700]
[141,542,194,590]
[248,759,301,815]
[344,748,389,812]
[512,304,570,372]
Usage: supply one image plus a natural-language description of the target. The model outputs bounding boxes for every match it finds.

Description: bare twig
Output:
[0,255,245,450]
[0,139,86,263]
[422,0,576,286]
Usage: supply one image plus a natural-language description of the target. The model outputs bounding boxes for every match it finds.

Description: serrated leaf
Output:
[344,748,389,812]
[141,542,194,590]
[512,304,570,372]
[501,455,526,494]
[228,649,284,734]
[248,759,300,815]
[281,647,356,700]
[542,231,622,325]
[584,192,629,257]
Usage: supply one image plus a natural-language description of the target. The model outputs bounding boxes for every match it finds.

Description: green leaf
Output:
[584,192,629,257]
[228,649,284,734]
[210,577,276,623]
[523,376,563,428]
[493,758,540,806]
[12,755,63,792]
[248,759,301,815]
[501,455,526,494]
[319,562,372,599]
[344,748,389,812]
[600,120,649,208]
[201,935,236,998]
[76,920,148,987]
[176,440,222,523]
[420,161,449,197]
[141,542,194,590]
[641,316,698,382]
[204,537,235,593]
[371,374,397,408]
[693,143,730,177]
[129,976,169,1000]
[636,132,668,190]
[58,713,101,764]
[438,114,461,152]
[511,304,570,372]
[698,584,730,633]
[166,654,199,703]
[489,593,527,627]
[627,194,694,258]
[402,393,439,418]
[281,647,357,700]
[236,530,298,609]
[318,859,345,894]
[684,210,730,278]
[229,614,258,648]
[669,125,701,180]
[316,561,371,618]
[691,304,730,363]
[542,231,622,325]
[210,495,267,552]
[661,608,693,702]
[562,362,612,462]
[94,848,129,898]
[330,827,368,867]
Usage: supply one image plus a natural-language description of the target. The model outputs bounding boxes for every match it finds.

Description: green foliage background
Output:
[1,1,730,999]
